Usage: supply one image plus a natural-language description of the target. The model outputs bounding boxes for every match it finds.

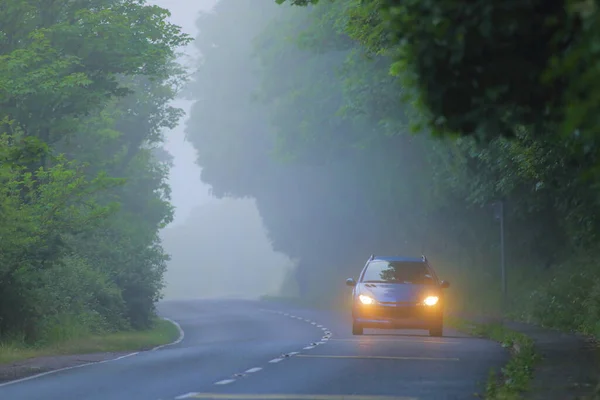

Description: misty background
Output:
[149,0,293,300]
[136,0,600,340]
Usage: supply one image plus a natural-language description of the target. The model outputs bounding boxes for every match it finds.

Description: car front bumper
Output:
[352,302,443,329]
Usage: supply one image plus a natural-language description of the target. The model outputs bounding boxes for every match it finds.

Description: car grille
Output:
[371,304,418,319]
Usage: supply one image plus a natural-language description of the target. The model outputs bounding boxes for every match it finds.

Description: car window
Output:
[362,260,435,284]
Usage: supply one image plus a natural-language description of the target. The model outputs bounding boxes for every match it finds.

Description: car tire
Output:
[352,320,363,335]
[429,324,443,337]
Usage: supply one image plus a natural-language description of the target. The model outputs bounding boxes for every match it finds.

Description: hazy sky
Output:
[145,0,293,300]
[148,0,218,226]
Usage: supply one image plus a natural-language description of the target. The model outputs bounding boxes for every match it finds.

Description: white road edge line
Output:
[214,379,236,385]
[151,317,185,351]
[0,316,185,389]
[245,367,263,373]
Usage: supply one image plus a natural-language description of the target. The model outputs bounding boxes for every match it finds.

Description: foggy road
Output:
[0,300,508,400]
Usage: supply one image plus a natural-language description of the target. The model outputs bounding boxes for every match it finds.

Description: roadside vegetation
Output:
[0,1,190,351]
[448,318,538,399]
[0,319,180,365]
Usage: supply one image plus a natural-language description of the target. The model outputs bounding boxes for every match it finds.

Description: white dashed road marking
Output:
[175,393,200,399]
[175,308,332,399]
[214,379,236,385]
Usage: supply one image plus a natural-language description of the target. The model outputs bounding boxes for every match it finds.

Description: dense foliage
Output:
[0,0,189,343]
[187,0,600,335]
[279,0,600,143]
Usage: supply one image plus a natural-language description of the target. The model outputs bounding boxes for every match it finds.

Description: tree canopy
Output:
[278,0,600,143]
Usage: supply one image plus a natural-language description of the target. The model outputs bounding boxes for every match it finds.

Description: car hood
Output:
[358,282,439,303]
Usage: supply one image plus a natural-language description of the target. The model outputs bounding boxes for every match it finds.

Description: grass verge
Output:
[0,318,180,365]
[447,317,538,399]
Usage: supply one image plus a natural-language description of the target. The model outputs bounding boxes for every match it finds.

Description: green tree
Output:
[277,0,600,144]
[0,0,190,341]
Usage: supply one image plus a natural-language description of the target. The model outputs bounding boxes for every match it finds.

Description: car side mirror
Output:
[440,280,450,289]
[345,278,356,287]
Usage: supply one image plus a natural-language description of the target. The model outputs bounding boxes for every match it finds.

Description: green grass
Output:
[0,318,180,365]
[447,317,538,400]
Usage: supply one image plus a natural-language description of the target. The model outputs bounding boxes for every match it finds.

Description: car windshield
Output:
[362,260,435,284]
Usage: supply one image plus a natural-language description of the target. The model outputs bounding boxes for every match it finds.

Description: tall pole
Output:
[492,200,507,319]
[499,201,507,315]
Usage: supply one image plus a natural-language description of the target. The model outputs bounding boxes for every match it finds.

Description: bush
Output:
[527,252,600,336]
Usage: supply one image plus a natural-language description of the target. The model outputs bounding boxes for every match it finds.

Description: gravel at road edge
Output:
[0,352,132,384]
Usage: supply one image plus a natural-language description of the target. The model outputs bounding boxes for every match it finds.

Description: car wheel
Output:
[352,320,363,335]
[429,324,443,337]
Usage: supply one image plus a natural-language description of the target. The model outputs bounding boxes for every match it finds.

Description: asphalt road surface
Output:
[0,299,508,400]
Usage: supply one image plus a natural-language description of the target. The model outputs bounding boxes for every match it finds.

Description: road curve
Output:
[0,299,508,400]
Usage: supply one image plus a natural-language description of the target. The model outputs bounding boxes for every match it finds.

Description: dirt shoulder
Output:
[0,352,133,383]
[506,321,599,400]
[452,314,599,399]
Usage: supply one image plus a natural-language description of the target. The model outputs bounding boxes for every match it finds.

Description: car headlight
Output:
[423,296,439,306]
[358,294,375,305]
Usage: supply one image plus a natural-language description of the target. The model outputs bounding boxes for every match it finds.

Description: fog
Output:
[150,0,292,300]
[160,198,292,299]
[160,0,528,314]
[143,0,589,320]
